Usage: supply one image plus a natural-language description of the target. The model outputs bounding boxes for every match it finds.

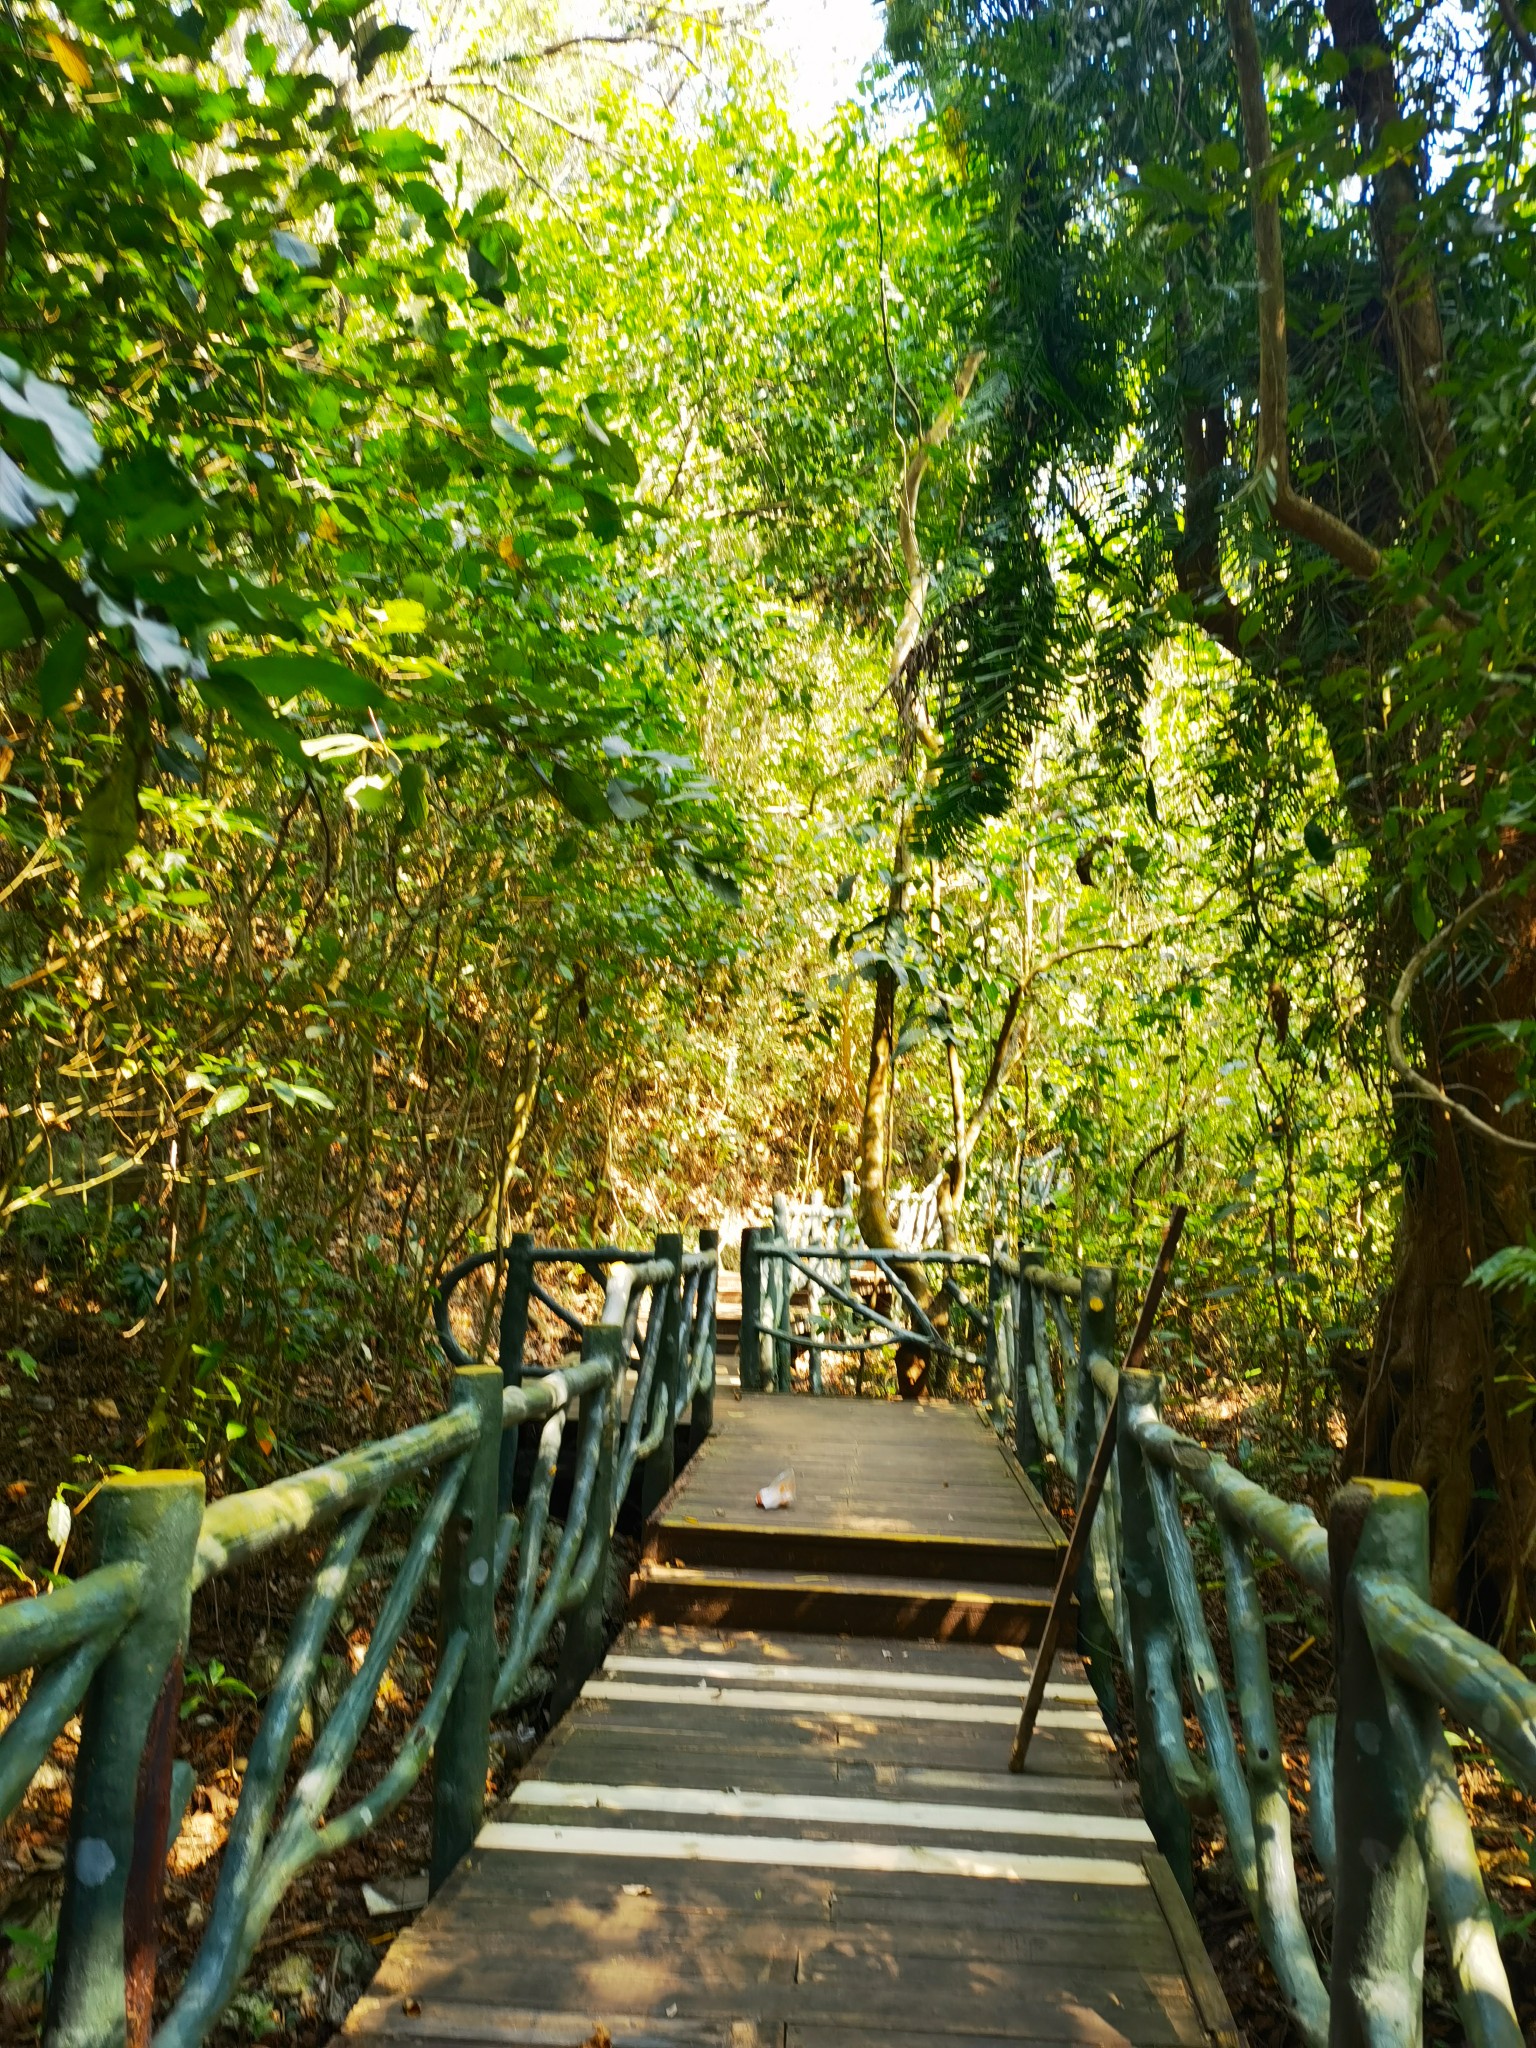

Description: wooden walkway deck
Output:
[634,1398,1065,1643]
[343,1399,1238,2048]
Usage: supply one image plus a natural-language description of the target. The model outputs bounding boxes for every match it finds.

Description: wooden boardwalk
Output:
[344,1399,1238,2048]
[633,1400,1064,1642]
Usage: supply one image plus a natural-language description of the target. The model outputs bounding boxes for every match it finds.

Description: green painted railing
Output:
[1006,1245,1536,2048]
[0,1229,718,2048]
[738,1228,993,1397]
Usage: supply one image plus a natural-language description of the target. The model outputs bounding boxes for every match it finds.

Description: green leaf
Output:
[492,416,539,460]
[605,777,649,823]
[345,772,392,812]
[400,572,448,614]
[213,653,386,712]
[1303,820,1336,867]
[270,229,321,271]
[361,127,441,174]
[36,619,88,719]
[679,850,743,908]
[200,1082,250,1125]
[354,19,413,77]
[398,758,428,829]
[267,1079,336,1111]
[196,671,305,762]
[549,760,609,828]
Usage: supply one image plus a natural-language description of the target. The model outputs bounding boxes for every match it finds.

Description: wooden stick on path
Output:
[1009,1206,1188,1773]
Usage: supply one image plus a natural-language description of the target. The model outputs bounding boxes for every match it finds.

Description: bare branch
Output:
[440,74,627,157]
[1386,887,1536,1154]
[419,92,594,247]
[1495,0,1536,66]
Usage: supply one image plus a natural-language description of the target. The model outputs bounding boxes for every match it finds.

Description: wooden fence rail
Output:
[0,1230,719,2048]
[1006,1236,1536,2048]
[736,1200,1536,2043]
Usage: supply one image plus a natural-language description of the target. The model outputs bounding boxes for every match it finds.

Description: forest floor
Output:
[2,1289,1535,2043]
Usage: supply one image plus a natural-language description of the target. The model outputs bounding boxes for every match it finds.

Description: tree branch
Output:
[889,346,985,749]
[1225,0,1384,580]
[1495,0,1536,67]
[1386,888,1536,1154]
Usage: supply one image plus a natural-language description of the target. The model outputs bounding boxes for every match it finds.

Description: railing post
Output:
[771,1245,792,1393]
[553,1323,621,1713]
[1014,1241,1046,1478]
[689,1228,719,1451]
[1328,1479,1430,2048]
[740,1226,764,1392]
[498,1230,538,1510]
[984,1240,1008,1422]
[1076,1265,1118,1723]
[430,1365,503,1894]
[640,1233,684,1521]
[46,1471,204,2048]
[1115,1367,1194,1901]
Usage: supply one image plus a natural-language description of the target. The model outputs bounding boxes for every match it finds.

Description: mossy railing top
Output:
[1002,1242,1536,2048]
[0,1229,718,2048]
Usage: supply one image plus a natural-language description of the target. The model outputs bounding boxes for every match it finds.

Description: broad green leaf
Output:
[399,759,428,829]
[354,19,413,77]
[200,1082,250,1124]
[196,671,305,763]
[549,760,609,828]
[344,772,392,811]
[605,777,649,822]
[37,619,88,719]
[270,229,321,271]
[212,652,386,711]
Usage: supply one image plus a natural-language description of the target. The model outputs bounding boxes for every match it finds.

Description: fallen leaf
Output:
[620,1882,651,1897]
[401,1998,421,2017]
[5,1479,28,1501]
[91,1396,120,1420]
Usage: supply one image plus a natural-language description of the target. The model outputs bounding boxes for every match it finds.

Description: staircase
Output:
[632,1394,1069,1645]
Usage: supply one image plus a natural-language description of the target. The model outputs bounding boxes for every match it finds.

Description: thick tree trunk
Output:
[1347,898,1536,1640]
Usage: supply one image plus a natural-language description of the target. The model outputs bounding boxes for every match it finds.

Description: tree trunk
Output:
[1347,898,1536,1641]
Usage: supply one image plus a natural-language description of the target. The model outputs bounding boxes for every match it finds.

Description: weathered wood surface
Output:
[346,1628,1235,2045]
[345,1400,1237,2048]
[632,1398,1065,1643]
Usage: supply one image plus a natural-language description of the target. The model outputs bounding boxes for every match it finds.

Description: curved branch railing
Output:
[0,1227,718,2048]
[739,1231,991,1398]
[1005,1246,1536,2048]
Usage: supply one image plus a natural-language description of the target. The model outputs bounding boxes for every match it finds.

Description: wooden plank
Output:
[504,1779,1153,1846]
[474,1821,1151,1887]
[346,1996,773,2046]
[581,1677,1101,1729]
[630,1564,1057,1645]
[600,1652,1096,1700]
[347,1384,1233,2048]
[646,1522,1061,1585]
[1143,1851,1243,2047]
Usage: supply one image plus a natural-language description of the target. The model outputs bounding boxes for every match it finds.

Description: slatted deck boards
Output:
[344,1401,1238,2048]
[634,1398,1066,1642]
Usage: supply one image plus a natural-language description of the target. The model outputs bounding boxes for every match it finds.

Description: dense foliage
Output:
[0,0,1531,1671]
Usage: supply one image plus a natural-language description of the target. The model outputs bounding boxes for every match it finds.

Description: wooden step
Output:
[644,1518,1062,1587]
[628,1560,1066,1646]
